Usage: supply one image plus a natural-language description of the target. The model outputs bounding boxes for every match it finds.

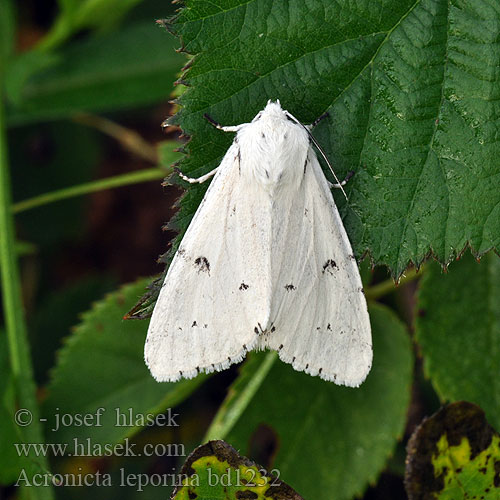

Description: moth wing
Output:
[264,150,372,387]
[145,143,270,382]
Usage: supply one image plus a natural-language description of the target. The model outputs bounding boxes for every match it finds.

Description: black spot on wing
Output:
[239,282,249,290]
[322,259,338,275]
[254,323,265,335]
[194,256,210,274]
[192,321,197,327]
[284,284,296,291]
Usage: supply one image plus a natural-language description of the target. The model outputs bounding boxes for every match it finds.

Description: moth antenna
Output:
[285,111,348,201]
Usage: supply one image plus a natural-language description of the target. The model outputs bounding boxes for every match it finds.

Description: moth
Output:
[145,100,372,387]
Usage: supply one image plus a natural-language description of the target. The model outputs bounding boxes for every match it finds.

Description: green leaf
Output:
[168,0,500,277]
[43,279,207,447]
[225,304,413,500]
[6,21,185,125]
[29,277,115,385]
[415,252,500,429]
[171,440,304,500]
[405,401,500,500]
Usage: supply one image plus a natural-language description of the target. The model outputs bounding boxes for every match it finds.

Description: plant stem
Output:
[0,81,54,499]
[365,265,424,301]
[12,167,169,214]
[73,113,158,163]
[203,351,278,442]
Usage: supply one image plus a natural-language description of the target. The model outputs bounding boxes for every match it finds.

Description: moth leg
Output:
[204,113,245,133]
[175,167,218,184]
[307,112,329,130]
[329,170,354,189]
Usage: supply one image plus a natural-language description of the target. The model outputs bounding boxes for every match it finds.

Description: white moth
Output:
[145,100,372,387]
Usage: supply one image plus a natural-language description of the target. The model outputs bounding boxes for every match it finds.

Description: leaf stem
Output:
[366,266,424,301]
[72,113,158,163]
[0,78,54,499]
[203,351,278,442]
[12,167,169,214]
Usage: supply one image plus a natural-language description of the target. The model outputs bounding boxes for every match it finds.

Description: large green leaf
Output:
[415,252,500,429]
[405,401,500,500]
[6,21,185,125]
[43,279,207,447]
[167,0,500,277]
[225,304,413,500]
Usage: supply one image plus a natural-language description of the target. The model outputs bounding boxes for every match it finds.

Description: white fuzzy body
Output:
[145,101,372,387]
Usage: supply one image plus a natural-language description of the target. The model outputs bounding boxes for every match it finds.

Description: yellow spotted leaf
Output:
[405,401,500,500]
[171,440,303,500]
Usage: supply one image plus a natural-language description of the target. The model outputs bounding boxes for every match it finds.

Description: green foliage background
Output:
[0,1,498,499]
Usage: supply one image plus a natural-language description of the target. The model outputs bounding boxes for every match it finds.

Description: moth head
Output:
[253,99,285,122]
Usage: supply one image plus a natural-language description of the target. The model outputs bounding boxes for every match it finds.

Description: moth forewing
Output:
[145,100,372,386]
